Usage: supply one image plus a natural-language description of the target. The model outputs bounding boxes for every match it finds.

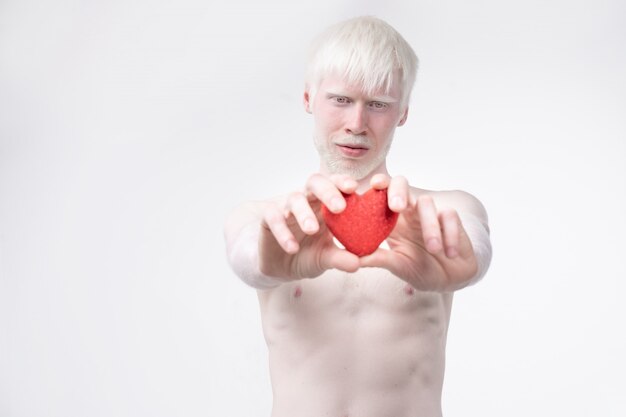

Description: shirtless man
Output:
[224,16,492,417]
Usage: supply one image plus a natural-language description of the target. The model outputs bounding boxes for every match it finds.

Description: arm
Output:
[360,176,492,292]
[224,201,283,290]
[224,174,361,289]
[455,196,492,286]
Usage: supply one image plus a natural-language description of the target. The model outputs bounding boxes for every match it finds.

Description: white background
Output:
[1,0,625,416]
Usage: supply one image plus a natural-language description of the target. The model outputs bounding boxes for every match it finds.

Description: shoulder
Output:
[410,187,489,225]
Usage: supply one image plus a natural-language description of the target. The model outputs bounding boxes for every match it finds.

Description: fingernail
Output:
[446,247,458,258]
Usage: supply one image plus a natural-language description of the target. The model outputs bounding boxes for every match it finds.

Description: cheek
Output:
[370,116,399,136]
[383,108,404,127]
[315,109,343,131]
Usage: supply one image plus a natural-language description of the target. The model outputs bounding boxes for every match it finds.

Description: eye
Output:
[369,101,388,110]
[332,96,351,105]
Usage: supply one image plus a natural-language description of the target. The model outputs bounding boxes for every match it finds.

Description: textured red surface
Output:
[321,188,399,256]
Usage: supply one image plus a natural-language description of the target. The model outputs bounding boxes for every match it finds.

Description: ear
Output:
[303,90,312,114]
[398,106,409,126]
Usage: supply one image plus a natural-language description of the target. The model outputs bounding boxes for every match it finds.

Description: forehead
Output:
[318,73,402,101]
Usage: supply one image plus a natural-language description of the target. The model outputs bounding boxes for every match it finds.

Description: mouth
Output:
[336,143,369,158]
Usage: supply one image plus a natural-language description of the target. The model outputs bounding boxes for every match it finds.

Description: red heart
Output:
[321,188,399,256]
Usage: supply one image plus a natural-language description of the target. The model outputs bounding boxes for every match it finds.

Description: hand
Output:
[360,174,479,292]
[258,174,361,280]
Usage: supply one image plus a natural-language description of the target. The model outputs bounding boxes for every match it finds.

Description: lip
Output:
[336,144,369,158]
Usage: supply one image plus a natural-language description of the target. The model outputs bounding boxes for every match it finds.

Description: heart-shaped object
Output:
[321,188,399,256]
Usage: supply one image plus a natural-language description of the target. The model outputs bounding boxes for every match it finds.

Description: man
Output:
[224,16,492,417]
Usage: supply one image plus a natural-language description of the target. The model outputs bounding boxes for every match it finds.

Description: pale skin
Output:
[224,75,489,417]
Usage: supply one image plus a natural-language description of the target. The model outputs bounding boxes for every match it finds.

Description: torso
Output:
[258,267,453,417]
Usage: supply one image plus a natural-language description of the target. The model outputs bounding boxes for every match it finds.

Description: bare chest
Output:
[258,269,453,346]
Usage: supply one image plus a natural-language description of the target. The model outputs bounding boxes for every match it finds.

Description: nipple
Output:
[404,284,415,296]
[294,285,303,298]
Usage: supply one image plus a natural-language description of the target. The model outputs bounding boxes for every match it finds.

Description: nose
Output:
[345,103,367,136]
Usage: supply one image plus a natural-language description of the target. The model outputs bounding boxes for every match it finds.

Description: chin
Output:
[326,159,376,180]
[317,145,388,180]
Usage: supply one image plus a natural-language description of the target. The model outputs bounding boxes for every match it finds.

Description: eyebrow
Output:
[324,89,399,103]
[370,95,398,103]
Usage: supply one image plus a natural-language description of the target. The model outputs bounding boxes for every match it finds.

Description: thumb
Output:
[320,246,360,273]
[359,248,394,269]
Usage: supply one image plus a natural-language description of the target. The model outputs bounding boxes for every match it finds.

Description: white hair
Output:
[305,16,419,108]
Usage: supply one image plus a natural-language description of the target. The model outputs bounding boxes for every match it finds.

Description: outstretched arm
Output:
[224,200,284,290]
[360,175,492,292]
[224,174,362,289]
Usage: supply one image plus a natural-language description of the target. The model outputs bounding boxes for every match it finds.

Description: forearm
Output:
[457,210,492,287]
[422,211,491,293]
[224,203,283,290]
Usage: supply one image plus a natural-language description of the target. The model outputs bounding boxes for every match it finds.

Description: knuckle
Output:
[393,175,408,185]
[264,206,282,224]
[417,194,434,206]
[329,173,343,183]
[322,190,341,204]
[288,191,310,211]
[306,172,323,187]
[292,194,310,212]
[287,191,303,203]
[305,174,325,197]
[440,208,457,220]
[417,194,429,203]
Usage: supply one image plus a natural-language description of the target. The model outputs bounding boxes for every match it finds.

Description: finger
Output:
[328,174,358,194]
[319,246,360,273]
[285,192,319,235]
[359,247,396,271]
[262,206,299,254]
[455,213,476,257]
[417,195,443,254]
[305,173,348,213]
[439,209,460,258]
[370,173,391,190]
[387,176,409,212]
